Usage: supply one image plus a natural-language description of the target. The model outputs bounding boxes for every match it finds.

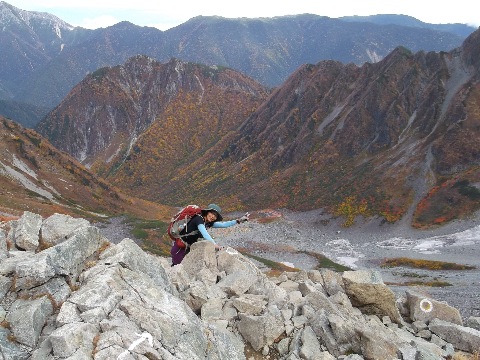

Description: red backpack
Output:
[167,205,202,248]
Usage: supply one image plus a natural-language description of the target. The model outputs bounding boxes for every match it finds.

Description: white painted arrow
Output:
[117,332,153,359]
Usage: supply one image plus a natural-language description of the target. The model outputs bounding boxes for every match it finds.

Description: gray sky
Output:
[10,0,480,31]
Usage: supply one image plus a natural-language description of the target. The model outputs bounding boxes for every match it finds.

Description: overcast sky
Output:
[10,0,480,31]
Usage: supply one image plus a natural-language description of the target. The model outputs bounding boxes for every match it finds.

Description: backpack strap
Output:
[177,229,199,239]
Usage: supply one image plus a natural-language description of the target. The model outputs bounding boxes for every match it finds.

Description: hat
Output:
[203,203,223,221]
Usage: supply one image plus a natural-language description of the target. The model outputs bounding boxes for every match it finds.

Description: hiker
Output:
[170,204,249,265]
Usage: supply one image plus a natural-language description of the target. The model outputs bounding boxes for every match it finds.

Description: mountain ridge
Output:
[36,29,480,228]
[340,14,477,37]
[0,1,475,124]
[36,56,269,178]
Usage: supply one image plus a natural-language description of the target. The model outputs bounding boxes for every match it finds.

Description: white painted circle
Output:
[420,299,433,313]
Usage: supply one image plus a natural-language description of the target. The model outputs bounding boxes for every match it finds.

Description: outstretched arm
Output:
[197,223,215,242]
[198,224,223,250]
[212,213,250,228]
[212,220,237,228]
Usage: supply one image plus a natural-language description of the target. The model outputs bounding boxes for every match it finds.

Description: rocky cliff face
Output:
[1,211,480,359]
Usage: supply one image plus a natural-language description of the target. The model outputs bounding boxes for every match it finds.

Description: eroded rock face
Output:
[342,270,403,324]
[1,211,479,359]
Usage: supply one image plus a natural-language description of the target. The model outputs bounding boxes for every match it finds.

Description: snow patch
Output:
[336,256,360,269]
[324,238,364,269]
[0,160,53,200]
[280,261,295,268]
[12,155,37,179]
[376,226,480,254]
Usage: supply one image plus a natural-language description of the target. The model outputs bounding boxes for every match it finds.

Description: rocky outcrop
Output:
[1,211,480,359]
[342,270,402,323]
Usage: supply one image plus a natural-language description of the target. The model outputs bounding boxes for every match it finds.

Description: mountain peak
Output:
[0,1,74,31]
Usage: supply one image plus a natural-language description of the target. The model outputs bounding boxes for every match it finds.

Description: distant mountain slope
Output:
[102,29,480,228]
[0,1,474,118]
[211,29,480,226]
[0,116,169,220]
[36,56,269,183]
[340,14,477,37]
[0,1,90,96]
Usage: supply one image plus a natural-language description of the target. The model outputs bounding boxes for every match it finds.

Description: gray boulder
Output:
[6,296,53,347]
[299,325,324,359]
[247,272,288,307]
[321,269,344,296]
[342,270,402,323]
[406,290,463,325]
[309,309,342,356]
[0,275,12,300]
[217,247,259,276]
[56,301,82,326]
[14,226,106,290]
[168,263,191,292]
[298,279,319,297]
[0,250,31,277]
[217,270,257,296]
[467,316,480,331]
[41,213,90,246]
[353,317,407,360]
[180,281,213,313]
[99,237,174,294]
[49,322,98,358]
[0,327,29,360]
[307,269,325,285]
[205,325,245,360]
[232,294,267,315]
[429,318,480,353]
[18,277,71,307]
[200,298,226,321]
[217,247,268,297]
[237,305,284,351]
[182,241,218,285]
[9,211,42,251]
